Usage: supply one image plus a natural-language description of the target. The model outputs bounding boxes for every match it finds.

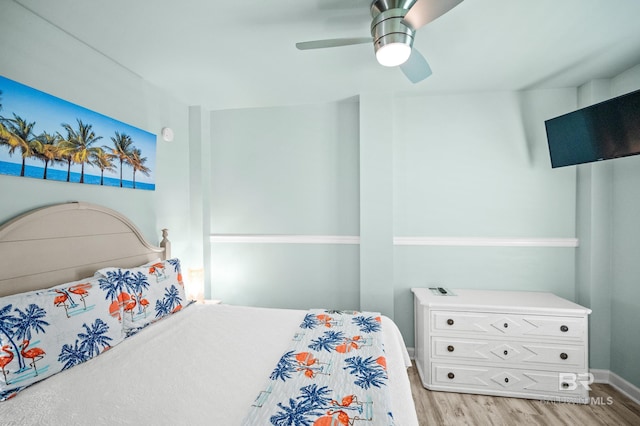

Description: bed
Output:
[0,202,419,425]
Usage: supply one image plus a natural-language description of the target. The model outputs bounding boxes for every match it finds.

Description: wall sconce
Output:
[161,127,174,142]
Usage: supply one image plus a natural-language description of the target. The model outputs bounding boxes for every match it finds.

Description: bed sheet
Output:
[0,303,418,425]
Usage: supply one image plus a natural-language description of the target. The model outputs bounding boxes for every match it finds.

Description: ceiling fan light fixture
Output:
[376,42,412,67]
[371,7,415,67]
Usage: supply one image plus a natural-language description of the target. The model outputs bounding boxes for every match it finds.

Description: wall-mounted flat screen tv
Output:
[545,89,640,168]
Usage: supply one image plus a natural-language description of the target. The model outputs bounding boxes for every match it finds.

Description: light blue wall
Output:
[209,100,361,309]
[210,102,360,235]
[188,106,212,297]
[574,66,640,389]
[607,65,640,387]
[393,91,577,238]
[575,80,614,372]
[573,65,640,387]
[0,2,192,262]
[210,243,360,310]
[359,94,395,318]
[611,153,640,387]
[393,90,578,346]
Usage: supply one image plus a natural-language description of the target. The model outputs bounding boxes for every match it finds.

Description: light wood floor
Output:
[408,363,640,425]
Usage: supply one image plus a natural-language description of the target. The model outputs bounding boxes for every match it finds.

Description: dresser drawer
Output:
[432,337,586,369]
[431,363,588,401]
[431,311,586,340]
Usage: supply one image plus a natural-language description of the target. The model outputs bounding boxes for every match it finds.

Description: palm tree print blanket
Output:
[242,309,395,425]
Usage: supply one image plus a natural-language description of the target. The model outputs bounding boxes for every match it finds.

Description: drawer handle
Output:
[503,323,508,328]
[560,352,568,360]
[503,350,508,356]
[561,382,570,389]
[447,372,455,380]
[447,319,454,326]
[447,345,455,352]
[560,325,569,332]
[504,377,509,383]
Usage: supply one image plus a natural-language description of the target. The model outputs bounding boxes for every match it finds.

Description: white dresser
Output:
[412,288,592,403]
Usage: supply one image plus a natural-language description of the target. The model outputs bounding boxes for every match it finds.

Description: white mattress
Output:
[0,303,418,425]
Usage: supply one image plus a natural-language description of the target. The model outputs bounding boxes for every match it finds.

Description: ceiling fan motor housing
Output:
[370,1,417,57]
[370,0,417,16]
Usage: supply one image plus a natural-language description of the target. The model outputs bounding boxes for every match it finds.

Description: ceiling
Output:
[13,0,640,111]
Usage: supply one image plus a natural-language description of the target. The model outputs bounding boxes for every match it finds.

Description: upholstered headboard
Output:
[0,202,167,297]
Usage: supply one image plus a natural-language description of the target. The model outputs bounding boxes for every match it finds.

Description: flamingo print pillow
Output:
[96,258,186,334]
[0,276,126,401]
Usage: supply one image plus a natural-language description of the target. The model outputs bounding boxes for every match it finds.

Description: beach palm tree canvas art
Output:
[0,75,156,190]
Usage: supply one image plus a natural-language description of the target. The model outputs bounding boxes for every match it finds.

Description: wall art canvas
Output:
[0,75,156,190]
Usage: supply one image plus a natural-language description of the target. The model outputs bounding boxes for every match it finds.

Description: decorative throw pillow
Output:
[95,258,187,334]
[0,277,125,401]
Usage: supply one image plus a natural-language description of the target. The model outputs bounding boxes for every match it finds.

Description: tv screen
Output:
[545,89,640,168]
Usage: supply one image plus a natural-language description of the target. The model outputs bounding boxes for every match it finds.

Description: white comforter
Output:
[0,304,418,425]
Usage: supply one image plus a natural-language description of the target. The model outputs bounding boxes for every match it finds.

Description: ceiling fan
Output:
[296,0,463,83]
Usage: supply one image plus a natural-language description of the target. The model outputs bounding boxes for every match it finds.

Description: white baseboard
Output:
[590,368,610,383]
[591,368,640,405]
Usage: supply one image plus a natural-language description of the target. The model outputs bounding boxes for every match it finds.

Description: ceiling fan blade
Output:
[296,37,372,50]
[400,48,432,83]
[403,0,464,30]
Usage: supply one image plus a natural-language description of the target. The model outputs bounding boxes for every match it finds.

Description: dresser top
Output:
[411,288,592,315]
